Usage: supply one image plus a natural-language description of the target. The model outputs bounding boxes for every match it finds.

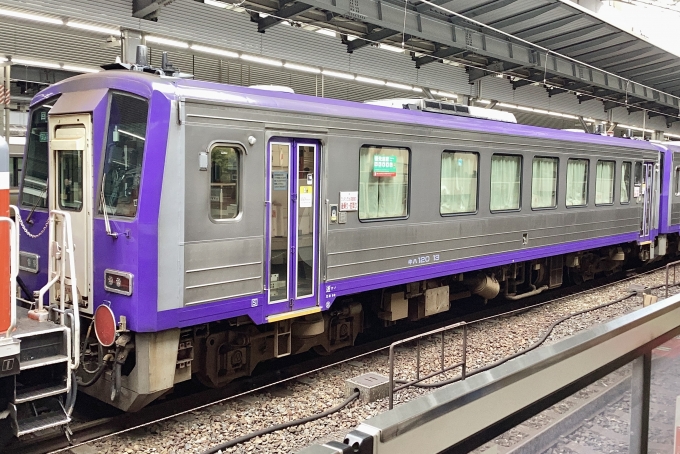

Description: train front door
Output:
[267,140,320,312]
[48,114,93,312]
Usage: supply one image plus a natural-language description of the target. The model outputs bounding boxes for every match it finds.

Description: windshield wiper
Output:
[25,182,48,224]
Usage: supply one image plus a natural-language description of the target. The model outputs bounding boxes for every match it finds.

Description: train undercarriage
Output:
[76,235,679,412]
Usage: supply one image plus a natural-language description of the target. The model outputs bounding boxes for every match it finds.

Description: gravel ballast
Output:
[75,268,677,454]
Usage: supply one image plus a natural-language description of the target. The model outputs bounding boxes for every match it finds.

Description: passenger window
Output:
[566,159,589,207]
[531,156,558,209]
[634,162,643,185]
[595,160,615,205]
[359,146,410,220]
[99,93,148,218]
[621,162,631,203]
[440,151,478,215]
[490,154,521,211]
[675,167,680,196]
[20,97,59,209]
[210,145,240,220]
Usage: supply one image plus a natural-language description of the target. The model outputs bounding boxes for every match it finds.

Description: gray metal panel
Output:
[184,237,263,305]
[182,102,268,305]
[157,101,185,312]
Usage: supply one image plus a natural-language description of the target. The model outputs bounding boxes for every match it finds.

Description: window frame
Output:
[530,155,559,211]
[439,150,479,217]
[489,153,523,213]
[595,159,616,206]
[97,90,150,221]
[358,144,411,222]
[675,166,680,196]
[620,161,632,204]
[208,141,243,223]
[566,158,590,208]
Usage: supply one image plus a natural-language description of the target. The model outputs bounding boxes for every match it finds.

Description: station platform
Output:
[298,292,680,454]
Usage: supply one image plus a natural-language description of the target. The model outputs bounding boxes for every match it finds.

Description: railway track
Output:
[2,263,669,454]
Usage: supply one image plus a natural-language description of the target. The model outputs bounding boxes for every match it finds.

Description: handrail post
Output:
[389,344,396,410]
[462,324,467,380]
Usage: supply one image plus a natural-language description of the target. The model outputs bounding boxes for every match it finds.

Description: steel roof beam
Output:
[467,61,521,82]
[132,0,175,21]
[413,46,466,68]
[347,28,400,52]
[297,0,679,110]
[587,47,654,68]
[607,54,668,73]
[488,3,562,30]
[415,0,451,13]
[257,1,314,32]
[575,40,638,61]
[536,23,608,48]
[621,61,679,80]
[514,15,582,40]
[553,32,623,53]
[457,0,517,18]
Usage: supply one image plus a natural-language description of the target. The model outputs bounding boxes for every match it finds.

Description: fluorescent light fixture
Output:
[62,65,100,73]
[118,129,145,141]
[191,44,238,59]
[66,21,120,35]
[0,8,63,25]
[346,35,359,41]
[9,137,25,146]
[355,76,385,85]
[386,81,413,91]
[665,133,680,139]
[0,57,7,63]
[316,29,336,37]
[497,102,518,109]
[514,105,535,112]
[240,54,283,66]
[583,117,597,123]
[533,108,550,115]
[379,43,404,53]
[322,69,354,80]
[412,87,423,93]
[619,123,652,133]
[284,62,320,73]
[145,35,189,48]
[477,99,491,104]
[12,58,60,69]
[204,0,228,7]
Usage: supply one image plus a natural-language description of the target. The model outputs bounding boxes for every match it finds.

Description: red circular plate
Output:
[94,305,116,347]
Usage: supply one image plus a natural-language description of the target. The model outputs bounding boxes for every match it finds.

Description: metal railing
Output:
[36,210,80,370]
[665,258,680,298]
[388,321,466,409]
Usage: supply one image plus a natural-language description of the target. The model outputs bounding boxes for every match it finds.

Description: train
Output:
[2,61,680,436]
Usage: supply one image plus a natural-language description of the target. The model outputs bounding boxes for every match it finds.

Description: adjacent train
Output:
[4,67,680,433]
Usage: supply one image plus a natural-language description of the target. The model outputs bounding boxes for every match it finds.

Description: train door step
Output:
[15,380,69,404]
[9,398,71,437]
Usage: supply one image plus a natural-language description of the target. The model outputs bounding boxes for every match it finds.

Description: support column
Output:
[4,65,10,143]
[629,352,651,453]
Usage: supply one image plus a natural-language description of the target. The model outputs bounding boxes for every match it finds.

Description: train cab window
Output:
[20,96,59,209]
[566,159,589,207]
[359,146,410,220]
[99,93,149,218]
[595,160,615,205]
[621,162,632,203]
[531,157,558,209]
[210,145,240,220]
[490,154,521,211]
[675,167,680,196]
[440,151,478,215]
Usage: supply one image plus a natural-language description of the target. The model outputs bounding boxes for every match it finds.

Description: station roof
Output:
[189,0,680,124]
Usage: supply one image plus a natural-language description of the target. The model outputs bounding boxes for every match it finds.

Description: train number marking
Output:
[251,298,258,307]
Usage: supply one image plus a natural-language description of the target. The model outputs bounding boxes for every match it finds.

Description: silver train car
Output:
[14,68,673,413]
